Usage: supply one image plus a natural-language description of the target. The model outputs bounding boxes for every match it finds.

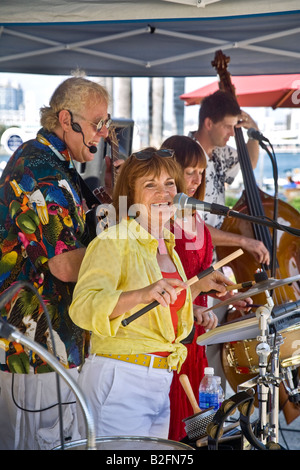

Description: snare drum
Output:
[223,322,300,375]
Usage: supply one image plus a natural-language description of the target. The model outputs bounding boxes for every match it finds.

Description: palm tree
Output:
[149,77,164,147]
[114,77,132,118]
[173,77,185,135]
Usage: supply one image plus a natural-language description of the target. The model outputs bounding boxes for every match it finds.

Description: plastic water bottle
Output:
[215,376,225,409]
[199,367,219,410]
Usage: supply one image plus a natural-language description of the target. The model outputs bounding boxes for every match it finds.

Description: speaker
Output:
[74,118,134,192]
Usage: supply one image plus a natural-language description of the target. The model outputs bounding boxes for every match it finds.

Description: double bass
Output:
[212,51,300,420]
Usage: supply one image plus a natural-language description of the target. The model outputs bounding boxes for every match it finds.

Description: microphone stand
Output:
[0,318,96,450]
[258,138,279,279]
[236,288,283,447]
[174,194,300,238]
[226,135,300,243]
[222,207,300,238]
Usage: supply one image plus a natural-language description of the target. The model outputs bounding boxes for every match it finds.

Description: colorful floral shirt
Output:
[0,128,89,374]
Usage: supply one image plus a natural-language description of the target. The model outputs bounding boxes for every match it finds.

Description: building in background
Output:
[0,79,25,127]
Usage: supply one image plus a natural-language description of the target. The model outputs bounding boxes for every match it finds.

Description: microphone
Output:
[173,193,229,216]
[85,142,97,154]
[247,128,269,143]
[71,121,98,154]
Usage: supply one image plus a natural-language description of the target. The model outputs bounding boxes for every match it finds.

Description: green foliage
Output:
[225,196,238,208]
[289,197,300,213]
[225,194,300,213]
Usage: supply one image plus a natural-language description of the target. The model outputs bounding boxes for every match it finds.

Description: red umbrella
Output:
[180,75,300,109]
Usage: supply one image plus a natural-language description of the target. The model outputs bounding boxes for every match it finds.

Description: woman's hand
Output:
[193,305,218,330]
[138,278,187,308]
[110,278,187,319]
[230,295,253,312]
[191,270,235,300]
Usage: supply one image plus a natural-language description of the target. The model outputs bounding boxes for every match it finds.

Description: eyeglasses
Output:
[132,149,174,160]
[72,111,112,132]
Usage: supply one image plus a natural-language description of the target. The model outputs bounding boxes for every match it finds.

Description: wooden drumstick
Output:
[226,280,255,291]
[179,374,201,415]
[121,248,244,326]
[199,279,255,295]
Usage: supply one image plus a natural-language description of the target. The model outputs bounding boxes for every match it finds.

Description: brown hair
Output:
[40,76,110,132]
[112,147,184,220]
[199,90,241,128]
[161,135,206,200]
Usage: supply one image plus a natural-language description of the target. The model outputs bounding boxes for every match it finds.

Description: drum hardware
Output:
[206,389,268,451]
[251,290,276,445]
[195,420,240,448]
[235,289,294,447]
[201,274,300,314]
[198,277,300,448]
[281,367,300,404]
[207,388,285,450]
[179,374,216,441]
[236,289,286,446]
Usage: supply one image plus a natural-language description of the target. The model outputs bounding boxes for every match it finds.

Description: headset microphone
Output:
[71,121,98,154]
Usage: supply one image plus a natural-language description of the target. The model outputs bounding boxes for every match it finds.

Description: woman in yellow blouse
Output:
[69,148,230,439]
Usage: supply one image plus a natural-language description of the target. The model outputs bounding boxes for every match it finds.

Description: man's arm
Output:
[48,248,86,283]
[207,224,270,265]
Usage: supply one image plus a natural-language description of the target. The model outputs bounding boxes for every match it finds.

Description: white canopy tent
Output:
[1,0,300,77]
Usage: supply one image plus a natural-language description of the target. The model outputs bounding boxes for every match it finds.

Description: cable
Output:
[11,373,76,412]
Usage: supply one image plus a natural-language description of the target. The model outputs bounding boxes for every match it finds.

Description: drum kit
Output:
[197,273,300,449]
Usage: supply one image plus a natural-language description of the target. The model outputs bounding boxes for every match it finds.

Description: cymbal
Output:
[197,315,260,346]
[203,274,300,313]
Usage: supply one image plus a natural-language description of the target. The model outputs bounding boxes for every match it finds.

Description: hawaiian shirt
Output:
[204,145,240,229]
[0,128,89,374]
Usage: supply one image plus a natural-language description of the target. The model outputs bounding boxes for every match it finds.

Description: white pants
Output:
[0,369,81,450]
[77,355,174,440]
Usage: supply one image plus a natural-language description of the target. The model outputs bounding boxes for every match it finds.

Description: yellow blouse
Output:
[69,218,194,371]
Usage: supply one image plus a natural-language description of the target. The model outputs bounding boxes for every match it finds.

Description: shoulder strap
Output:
[76,173,102,209]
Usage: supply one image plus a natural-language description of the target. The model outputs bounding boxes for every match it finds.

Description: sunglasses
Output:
[71,111,112,132]
[132,149,174,160]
